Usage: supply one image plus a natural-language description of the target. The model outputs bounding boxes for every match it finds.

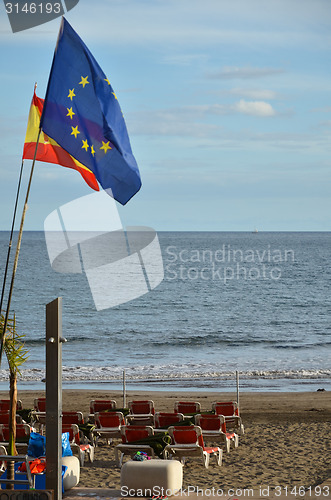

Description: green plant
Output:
[0,313,29,487]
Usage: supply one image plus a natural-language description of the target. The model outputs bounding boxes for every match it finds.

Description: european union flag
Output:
[40,17,141,205]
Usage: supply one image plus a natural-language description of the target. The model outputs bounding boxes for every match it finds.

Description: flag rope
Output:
[0,127,42,365]
[0,159,25,316]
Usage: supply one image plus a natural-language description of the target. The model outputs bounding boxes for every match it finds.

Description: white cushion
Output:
[121,459,183,496]
[62,455,80,490]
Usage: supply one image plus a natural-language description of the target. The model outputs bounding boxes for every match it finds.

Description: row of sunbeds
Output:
[0,398,244,469]
[87,399,244,468]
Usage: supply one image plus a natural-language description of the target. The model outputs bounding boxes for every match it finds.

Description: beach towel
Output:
[127,432,172,458]
[17,408,33,424]
[78,422,96,444]
[18,458,46,474]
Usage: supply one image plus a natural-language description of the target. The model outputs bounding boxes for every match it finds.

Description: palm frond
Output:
[0,313,29,375]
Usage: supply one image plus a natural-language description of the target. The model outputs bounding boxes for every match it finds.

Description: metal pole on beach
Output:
[236,370,240,412]
[123,369,126,408]
[46,297,63,500]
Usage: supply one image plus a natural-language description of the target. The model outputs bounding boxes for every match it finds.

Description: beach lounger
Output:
[174,401,201,416]
[89,399,117,414]
[62,423,94,466]
[93,411,125,446]
[194,414,238,453]
[127,400,155,426]
[0,399,23,412]
[115,425,155,467]
[34,397,46,412]
[0,423,31,450]
[62,411,84,425]
[0,445,7,472]
[212,401,244,435]
[32,398,47,433]
[164,425,222,468]
[30,411,46,434]
[0,411,23,425]
[154,412,185,432]
[30,410,84,434]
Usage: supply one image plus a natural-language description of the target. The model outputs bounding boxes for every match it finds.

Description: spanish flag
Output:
[23,91,99,191]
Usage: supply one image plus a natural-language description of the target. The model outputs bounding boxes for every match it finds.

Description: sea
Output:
[0,231,330,393]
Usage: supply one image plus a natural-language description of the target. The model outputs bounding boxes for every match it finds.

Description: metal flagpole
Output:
[236,370,240,413]
[123,369,126,408]
[0,159,25,316]
[0,127,42,365]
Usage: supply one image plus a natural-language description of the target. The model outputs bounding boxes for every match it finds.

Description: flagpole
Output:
[0,159,25,316]
[236,370,240,413]
[0,83,37,316]
[123,369,126,408]
[0,127,42,365]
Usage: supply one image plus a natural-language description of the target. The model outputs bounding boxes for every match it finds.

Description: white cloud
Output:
[229,88,279,100]
[161,53,209,66]
[173,101,277,118]
[129,109,219,137]
[79,0,331,49]
[208,66,285,80]
[318,120,331,128]
[128,100,277,138]
[2,0,331,50]
[128,99,278,138]
[233,100,276,117]
[180,104,228,116]
[311,106,331,113]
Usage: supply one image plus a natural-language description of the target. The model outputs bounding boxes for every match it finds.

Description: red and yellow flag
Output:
[23,91,99,191]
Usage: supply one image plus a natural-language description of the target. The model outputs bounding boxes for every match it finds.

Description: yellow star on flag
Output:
[104,78,111,85]
[68,89,75,101]
[100,141,112,154]
[112,92,118,100]
[79,76,89,88]
[66,107,75,119]
[91,145,96,156]
[71,125,80,138]
[82,139,89,151]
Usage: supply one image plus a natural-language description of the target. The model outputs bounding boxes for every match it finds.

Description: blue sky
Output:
[0,0,330,231]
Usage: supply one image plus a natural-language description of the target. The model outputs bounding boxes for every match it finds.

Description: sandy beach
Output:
[1,389,330,494]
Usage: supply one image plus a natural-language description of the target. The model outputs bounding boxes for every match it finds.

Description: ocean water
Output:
[0,231,330,393]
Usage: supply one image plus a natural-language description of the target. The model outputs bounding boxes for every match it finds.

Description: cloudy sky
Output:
[0,0,330,231]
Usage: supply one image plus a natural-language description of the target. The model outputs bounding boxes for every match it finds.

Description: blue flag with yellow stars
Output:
[40,17,141,205]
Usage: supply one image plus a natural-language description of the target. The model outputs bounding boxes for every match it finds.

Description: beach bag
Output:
[27,432,73,458]
[27,432,46,458]
[62,432,73,457]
